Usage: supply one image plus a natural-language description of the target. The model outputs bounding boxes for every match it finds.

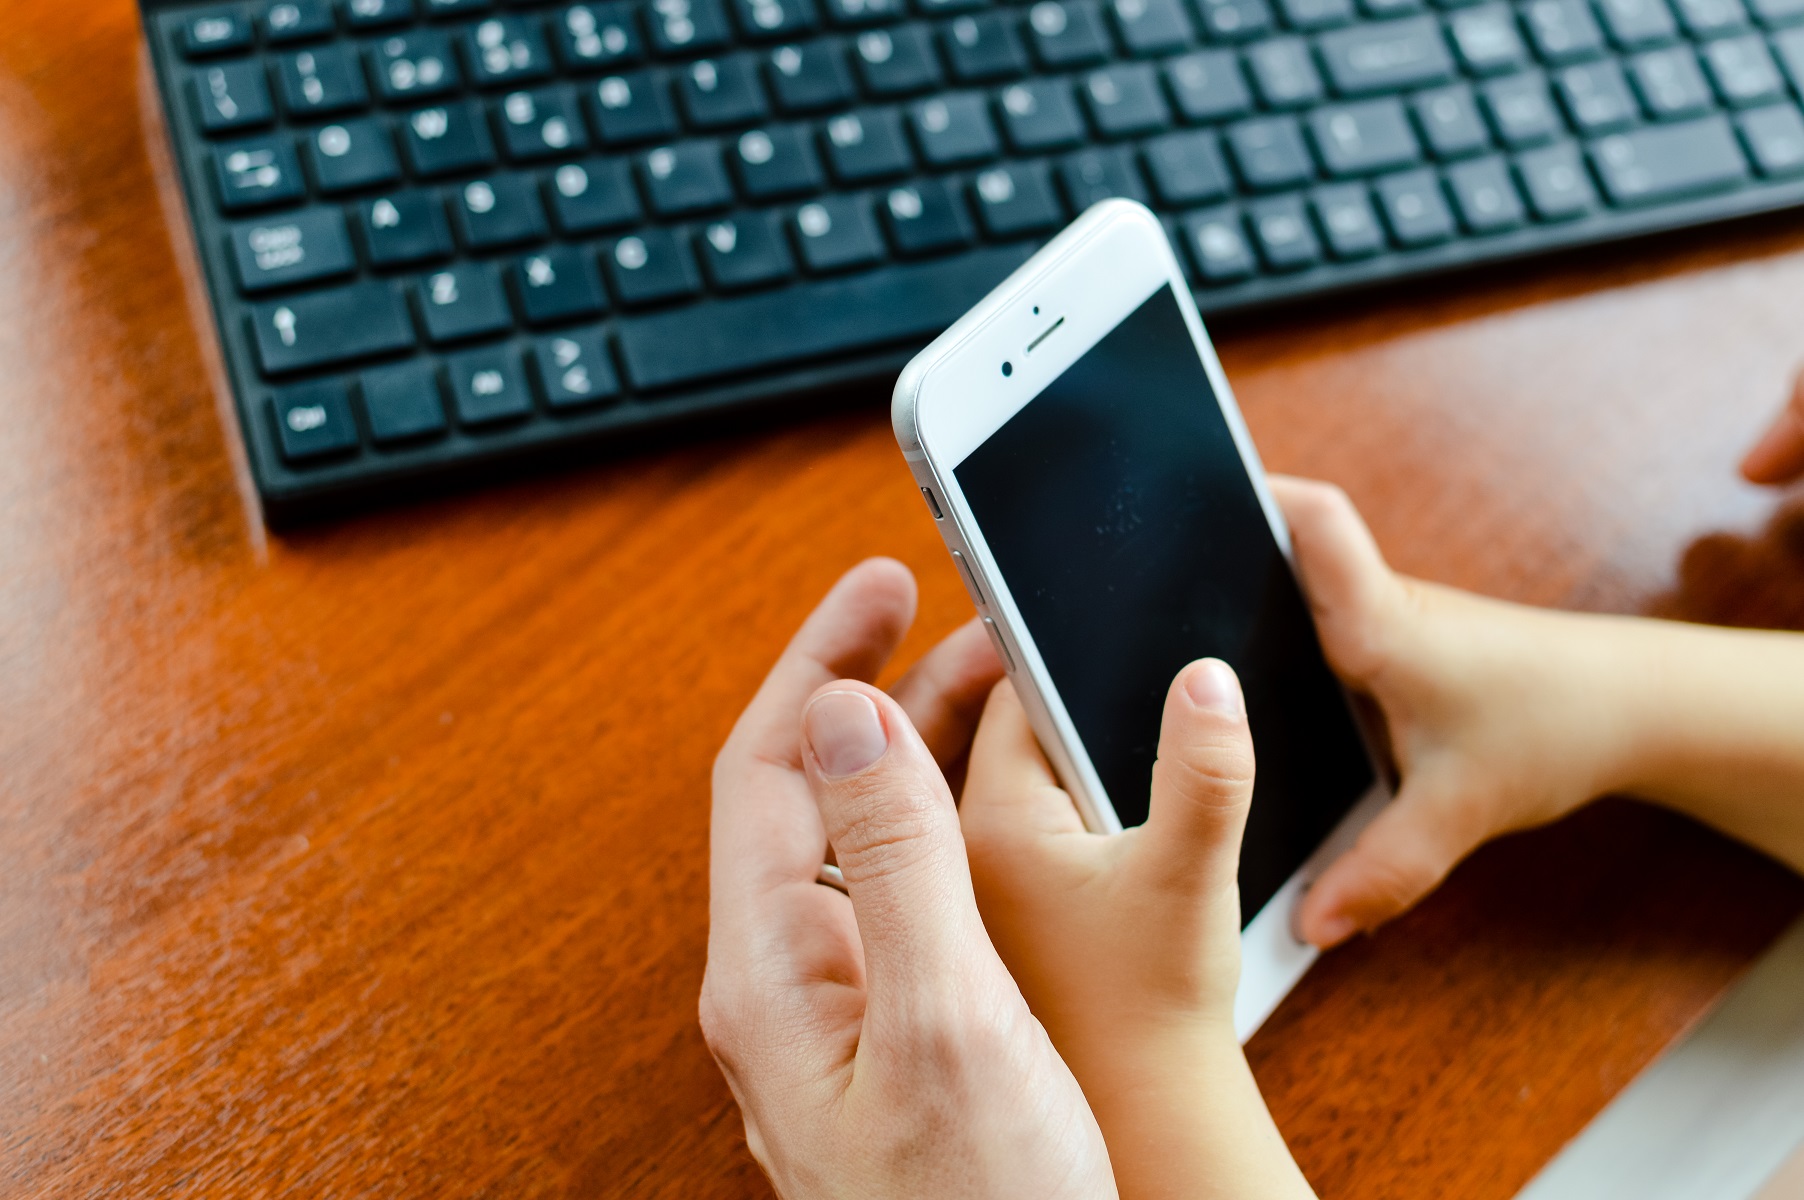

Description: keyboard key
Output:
[1142,129,1231,203]
[1195,0,1274,40]
[823,107,916,179]
[447,348,534,426]
[512,247,607,323]
[1671,0,1750,35]
[944,13,1030,80]
[1445,154,1527,229]
[1002,84,1087,157]
[794,195,887,270]
[182,9,254,57]
[1748,0,1804,22]
[419,264,514,343]
[1449,5,1530,74]
[403,102,498,175]
[553,4,645,71]
[679,56,772,127]
[423,0,494,15]
[1028,0,1113,67]
[548,158,644,231]
[265,1,336,43]
[1319,18,1455,95]
[734,0,821,39]
[1311,182,1385,256]
[358,191,456,265]
[1515,139,1596,215]
[360,360,448,444]
[854,25,943,94]
[532,332,622,409]
[1082,64,1172,137]
[1701,35,1784,104]
[733,124,826,198]
[276,45,370,116]
[642,141,736,213]
[192,62,274,134]
[1308,97,1421,175]
[271,381,360,462]
[648,0,736,53]
[1246,194,1320,269]
[454,175,549,248]
[343,0,415,29]
[1245,38,1325,108]
[822,0,907,23]
[768,42,856,111]
[615,243,1030,389]
[1590,113,1750,202]
[971,161,1064,235]
[1060,144,1149,204]
[909,92,1002,164]
[588,73,680,144]
[1374,168,1455,244]
[462,17,555,88]
[606,228,703,304]
[1226,115,1314,189]
[214,137,306,211]
[1361,0,1422,17]
[1522,0,1606,61]
[306,118,402,193]
[1164,50,1252,122]
[1110,0,1197,55]
[496,87,589,160]
[1775,27,1804,92]
[696,212,797,288]
[1630,46,1713,118]
[231,208,357,293]
[250,281,416,374]
[1738,103,1804,173]
[1278,0,1353,27]
[1596,0,1680,45]
[370,30,463,102]
[882,177,976,254]
[1555,61,1638,132]
[1180,207,1257,281]
[1413,84,1492,157]
[1482,73,1563,146]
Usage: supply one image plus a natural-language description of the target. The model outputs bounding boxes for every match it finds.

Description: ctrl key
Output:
[270,381,359,464]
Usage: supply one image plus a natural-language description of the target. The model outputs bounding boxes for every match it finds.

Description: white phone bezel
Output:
[892,199,1391,1041]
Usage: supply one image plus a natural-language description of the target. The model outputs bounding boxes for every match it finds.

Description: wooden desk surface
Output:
[4,4,1803,1196]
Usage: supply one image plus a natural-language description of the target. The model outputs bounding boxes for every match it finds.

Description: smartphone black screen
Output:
[954,284,1375,924]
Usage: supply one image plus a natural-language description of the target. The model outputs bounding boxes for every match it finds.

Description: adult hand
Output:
[1741,367,1804,485]
[701,558,1116,1200]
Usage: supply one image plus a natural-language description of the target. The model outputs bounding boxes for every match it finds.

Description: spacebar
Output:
[615,246,1035,393]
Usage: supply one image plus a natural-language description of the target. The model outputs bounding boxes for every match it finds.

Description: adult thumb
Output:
[1138,659,1257,896]
[800,682,993,1010]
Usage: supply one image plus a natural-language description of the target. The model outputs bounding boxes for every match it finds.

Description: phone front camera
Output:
[1001,361,1013,377]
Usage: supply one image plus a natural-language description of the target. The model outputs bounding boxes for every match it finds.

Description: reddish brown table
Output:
[3,5,1802,1195]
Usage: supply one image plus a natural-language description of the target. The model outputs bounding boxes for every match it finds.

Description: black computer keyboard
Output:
[146,0,1804,519]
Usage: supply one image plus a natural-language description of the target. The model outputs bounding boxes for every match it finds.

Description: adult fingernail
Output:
[1185,658,1244,717]
[804,691,889,778]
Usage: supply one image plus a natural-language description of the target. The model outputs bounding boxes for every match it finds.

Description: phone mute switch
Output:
[981,617,1015,673]
[951,549,986,609]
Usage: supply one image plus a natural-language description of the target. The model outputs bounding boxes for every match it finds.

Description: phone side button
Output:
[982,617,1016,673]
[951,549,987,608]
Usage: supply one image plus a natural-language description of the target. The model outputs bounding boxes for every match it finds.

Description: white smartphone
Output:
[892,199,1391,1041]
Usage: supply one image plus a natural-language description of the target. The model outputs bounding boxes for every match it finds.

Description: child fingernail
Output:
[1314,914,1358,948]
[1185,658,1244,717]
[804,691,889,778]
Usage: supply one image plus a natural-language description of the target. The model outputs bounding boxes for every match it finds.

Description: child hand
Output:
[959,661,1316,1200]
[1269,477,1640,949]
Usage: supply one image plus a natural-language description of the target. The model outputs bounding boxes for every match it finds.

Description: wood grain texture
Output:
[2,3,1802,1196]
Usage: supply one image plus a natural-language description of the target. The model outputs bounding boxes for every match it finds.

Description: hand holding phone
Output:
[962,665,1318,1200]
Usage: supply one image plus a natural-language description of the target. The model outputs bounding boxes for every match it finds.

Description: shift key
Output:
[249,281,416,375]
[1590,116,1750,206]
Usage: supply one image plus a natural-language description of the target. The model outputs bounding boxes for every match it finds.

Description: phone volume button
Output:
[982,617,1015,673]
[950,549,986,609]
